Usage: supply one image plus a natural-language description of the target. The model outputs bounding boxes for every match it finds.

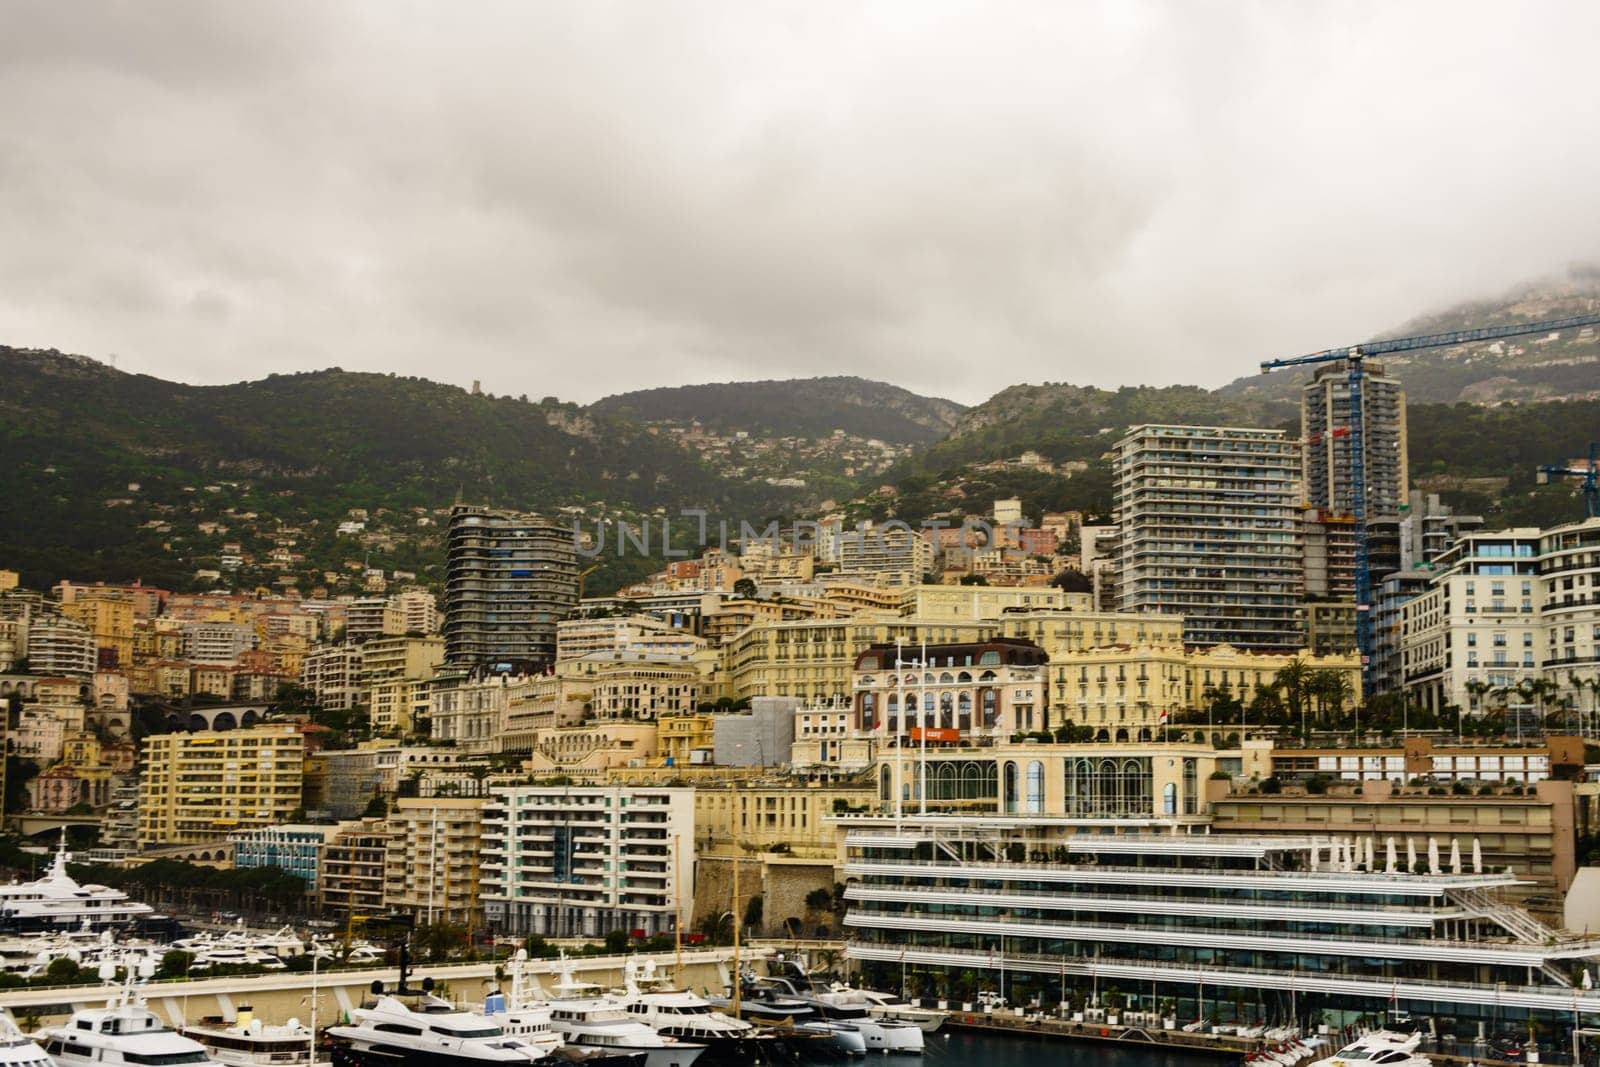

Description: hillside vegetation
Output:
[590,376,965,444]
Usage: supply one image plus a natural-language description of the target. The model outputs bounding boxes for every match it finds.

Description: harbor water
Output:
[885,1032,1219,1067]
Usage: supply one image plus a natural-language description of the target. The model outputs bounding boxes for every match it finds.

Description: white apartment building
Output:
[302,645,364,712]
[182,622,257,664]
[1113,425,1304,651]
[835,522,934,586]
[26,615,96,676]
[1401,518,1600,717]
[390,589,439,635]
[481,786,694,938]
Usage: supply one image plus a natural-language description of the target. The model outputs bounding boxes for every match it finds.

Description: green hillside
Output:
[0,348,783,591]
[590,376,965,444]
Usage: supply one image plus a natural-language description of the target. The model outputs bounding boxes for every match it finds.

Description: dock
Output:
[0,948,739,1028]
[947,1009,1540,1066]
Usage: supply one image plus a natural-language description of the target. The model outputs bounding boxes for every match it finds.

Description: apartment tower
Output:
[444,505,578,670]
[1113,425,1303,651]
[1302,361,1408,518]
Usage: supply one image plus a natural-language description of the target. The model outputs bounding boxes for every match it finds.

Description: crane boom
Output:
[1254,311,1600,702]
[1262,311,1600,372]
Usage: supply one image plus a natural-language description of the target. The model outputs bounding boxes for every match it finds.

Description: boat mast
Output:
[731,795,742,1020]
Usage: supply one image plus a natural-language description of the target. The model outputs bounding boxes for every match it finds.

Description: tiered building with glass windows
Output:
[838,812,1600,1038]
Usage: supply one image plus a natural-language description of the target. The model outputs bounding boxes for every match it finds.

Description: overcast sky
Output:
[2,2,1598,407]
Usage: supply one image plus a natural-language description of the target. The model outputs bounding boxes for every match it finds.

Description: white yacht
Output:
[0,1014,51,1067]
[327,991,549,1067]
[852,988,946,1033]
[543,957,705,1067]
[1304,1029,1431,1067]
[617,958,774,1065]
[36,957,219,1067]
[0,834,155,934]
[182,1006,330,1067]
[757,974,922,1055]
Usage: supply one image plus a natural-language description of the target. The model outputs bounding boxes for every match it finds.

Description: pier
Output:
[948,1009,1542,1067]
[0,949,739,1027]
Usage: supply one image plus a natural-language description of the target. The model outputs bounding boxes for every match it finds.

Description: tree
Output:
[733,578,759,600]
[1274,658,1311,731]
[156,953,194,979]
[958,574,989,586]
[1050,569,1093,593]
[743,894,764,934]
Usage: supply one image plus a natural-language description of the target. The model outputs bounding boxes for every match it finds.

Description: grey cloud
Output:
[1,1,1598,404]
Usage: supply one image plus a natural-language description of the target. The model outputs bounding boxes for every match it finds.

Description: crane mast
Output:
[1260,311,1600,699]
[1536,442,1600,520]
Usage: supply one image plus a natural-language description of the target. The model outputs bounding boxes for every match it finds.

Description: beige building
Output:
[61,595,134,669]
[722,615,1001,704]
[383,796,486,925]
[137,724,305,846]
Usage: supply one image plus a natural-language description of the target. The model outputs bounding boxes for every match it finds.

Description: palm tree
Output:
[1275,659,1311,735]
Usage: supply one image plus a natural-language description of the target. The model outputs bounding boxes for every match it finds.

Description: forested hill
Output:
[0,347,780,590]
[590,376,965,444]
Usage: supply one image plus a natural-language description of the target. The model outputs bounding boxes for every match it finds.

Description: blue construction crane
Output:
[1261,311,1600,699]
[1537,442,1600,519]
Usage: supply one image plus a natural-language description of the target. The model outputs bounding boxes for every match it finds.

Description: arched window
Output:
[1025,761,1045,814]
[935,762,957,800]
[886,694,899,733]
[958,671,973,683]
[1163,783,1177,815]
[958,692,973,730]
[960,761,982,800]
[861,692,875,732]
[939,693,954,728]
[1003,762,1019,814]
[981,689,998,728]
[939,672,955,685]
[880,765,893,803]
[859,675,876,688]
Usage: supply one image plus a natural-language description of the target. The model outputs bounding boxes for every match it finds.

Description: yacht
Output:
[617,958,777,1065]
[327,992,553,1067]
[711,980,864,1058]
[542,957,705,1067]
[758,974,922,1054]
[0,1014,51,1067]
[36,957,219,1067]
[851,988,946,1033]
[182,1006,330,1067]
[188,947,289,973]
[0,834,156,934]
[483,980,642,1067]
[1304,1030,1431,1067]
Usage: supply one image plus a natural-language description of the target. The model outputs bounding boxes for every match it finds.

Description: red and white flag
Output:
[1158,708,1169,725]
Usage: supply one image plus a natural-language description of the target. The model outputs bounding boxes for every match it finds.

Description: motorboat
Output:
[1304,1030,1430,1067]
[36,956,219,1067]
[542,956,705,1067]
[617,958,778,1065]
[851,988,945,1033]
[182,1005,331,1067]
[0,1013,51,1067]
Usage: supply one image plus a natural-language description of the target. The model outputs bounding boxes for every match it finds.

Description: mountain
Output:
[846,383,1300,527]
[0,347,788,592]
[590,376,965,445]
[1219,269,1600,406]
